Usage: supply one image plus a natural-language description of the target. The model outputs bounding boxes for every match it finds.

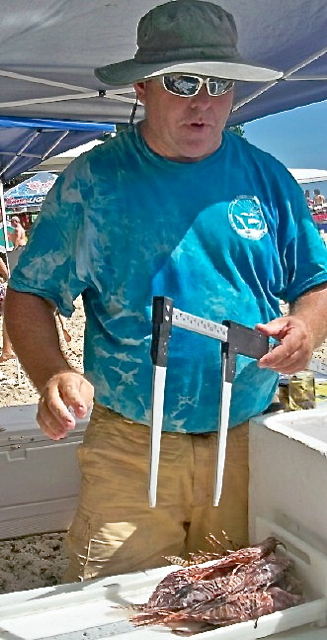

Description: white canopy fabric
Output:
[0,1,326,126]
[289,169,327,184]
[31,140,104,173]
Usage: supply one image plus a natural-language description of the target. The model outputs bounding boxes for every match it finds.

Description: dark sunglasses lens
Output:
[163,75,199,96]
[207,78,234,95]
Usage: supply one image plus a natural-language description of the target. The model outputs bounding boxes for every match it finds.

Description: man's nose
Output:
[189,85,212,108]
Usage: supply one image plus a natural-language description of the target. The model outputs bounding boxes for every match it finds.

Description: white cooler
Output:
[249,401,327,552]
[0,403,88,539]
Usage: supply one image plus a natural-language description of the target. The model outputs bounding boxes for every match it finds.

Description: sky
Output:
[243,100,327,196]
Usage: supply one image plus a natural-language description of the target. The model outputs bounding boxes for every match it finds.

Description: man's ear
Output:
[133,82,146,105]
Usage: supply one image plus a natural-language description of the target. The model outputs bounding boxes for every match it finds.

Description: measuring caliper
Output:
[149,295,327,509]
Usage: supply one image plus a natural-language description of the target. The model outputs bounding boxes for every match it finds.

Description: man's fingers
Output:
[37,372,94,440]
[59,378,93,418]
[37,396,74,440]
[259,339,311,374]
[259,347,304,374]
[59,382,88,417]
[46,379,77,425]
[255,319,289,339]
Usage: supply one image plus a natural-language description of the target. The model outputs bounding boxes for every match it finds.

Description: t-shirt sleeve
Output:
[277,174,327,303]
[9,162,88,317]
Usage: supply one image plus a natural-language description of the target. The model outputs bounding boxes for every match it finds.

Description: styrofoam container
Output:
[0,403,88,539]
[0,520,326,639]
[249,402,327,554]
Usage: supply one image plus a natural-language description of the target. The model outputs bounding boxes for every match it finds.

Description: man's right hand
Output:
[37,370,94,440]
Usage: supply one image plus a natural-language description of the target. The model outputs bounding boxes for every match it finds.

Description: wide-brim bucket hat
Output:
[94,0,283,87]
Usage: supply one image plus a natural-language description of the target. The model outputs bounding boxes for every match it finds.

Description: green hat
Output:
[94,0,282,87]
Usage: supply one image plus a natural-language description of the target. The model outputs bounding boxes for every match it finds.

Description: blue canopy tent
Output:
[0,2,325,250]
[0,117,115,250]
[0,116,115,182]
[0,1,326,241]
[0,1,325,127]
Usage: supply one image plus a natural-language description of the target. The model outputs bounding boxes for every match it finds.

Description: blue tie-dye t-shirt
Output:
[10,126,327,432]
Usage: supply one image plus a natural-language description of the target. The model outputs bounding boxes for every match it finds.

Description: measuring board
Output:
[149,296,327,509]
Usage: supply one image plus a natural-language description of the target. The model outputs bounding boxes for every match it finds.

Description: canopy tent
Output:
[0,116,115,182]
[4,171,57,209]
[31,140,103,174]
[0,1,326,128]
[288,169,327,184]
[0,117,115,250]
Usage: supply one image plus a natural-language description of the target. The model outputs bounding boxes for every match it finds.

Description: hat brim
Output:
[95,58,283,87]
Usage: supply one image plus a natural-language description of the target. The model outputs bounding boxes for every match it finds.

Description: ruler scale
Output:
[171,309,327,378]
[172,308,228,341]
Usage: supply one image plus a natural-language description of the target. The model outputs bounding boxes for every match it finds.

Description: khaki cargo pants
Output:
[64,402,249,582]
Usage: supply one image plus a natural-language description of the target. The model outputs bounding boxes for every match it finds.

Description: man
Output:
[5,0,327,582]
[313,188,326,209]
[9,216,27,249]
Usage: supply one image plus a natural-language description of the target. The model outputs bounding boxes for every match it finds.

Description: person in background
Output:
[304,189,312,208]
[9,216,27,248]
[313,189,326,209]
[0,255,15,362]
[5,0,327,582]
[18,212,32,234]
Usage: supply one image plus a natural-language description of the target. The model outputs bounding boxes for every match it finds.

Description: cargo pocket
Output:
[64,508,104,582]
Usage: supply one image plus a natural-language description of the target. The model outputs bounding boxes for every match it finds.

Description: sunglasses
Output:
[161,74,235,98]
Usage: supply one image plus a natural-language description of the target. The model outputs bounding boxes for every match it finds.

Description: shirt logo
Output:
[228,196,267,240]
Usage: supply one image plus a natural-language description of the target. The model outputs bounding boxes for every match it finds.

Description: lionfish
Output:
[129,536,303,634]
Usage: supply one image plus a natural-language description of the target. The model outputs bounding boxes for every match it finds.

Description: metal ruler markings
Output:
[172,307,327,377]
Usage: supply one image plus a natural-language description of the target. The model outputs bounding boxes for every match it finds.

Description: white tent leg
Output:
[0,181,10,251]
[0,183,22,383]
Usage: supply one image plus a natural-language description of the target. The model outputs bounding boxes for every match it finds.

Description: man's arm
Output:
[16,228,24,246]
[5,288,94,439]
[13,229,20,249]
[256,283,327,374]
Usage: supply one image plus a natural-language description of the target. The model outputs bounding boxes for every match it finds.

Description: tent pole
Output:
[0,130,39,179]
[0,181,10,252]
[39,130,69,161]
[0,180,23,385]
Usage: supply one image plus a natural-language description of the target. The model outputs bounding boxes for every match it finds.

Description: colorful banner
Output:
[4,171,57,209]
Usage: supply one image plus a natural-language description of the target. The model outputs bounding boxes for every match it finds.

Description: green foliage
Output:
[228,124,246,138]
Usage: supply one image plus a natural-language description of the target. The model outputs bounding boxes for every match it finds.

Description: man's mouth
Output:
[187,122,208,128]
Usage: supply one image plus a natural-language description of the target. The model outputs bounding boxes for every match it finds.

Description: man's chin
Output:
[176,141,220,162]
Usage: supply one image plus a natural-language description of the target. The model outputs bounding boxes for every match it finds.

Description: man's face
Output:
[134,77,234,162]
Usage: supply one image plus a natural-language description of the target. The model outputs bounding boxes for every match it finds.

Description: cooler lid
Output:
[0,404,89,445]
